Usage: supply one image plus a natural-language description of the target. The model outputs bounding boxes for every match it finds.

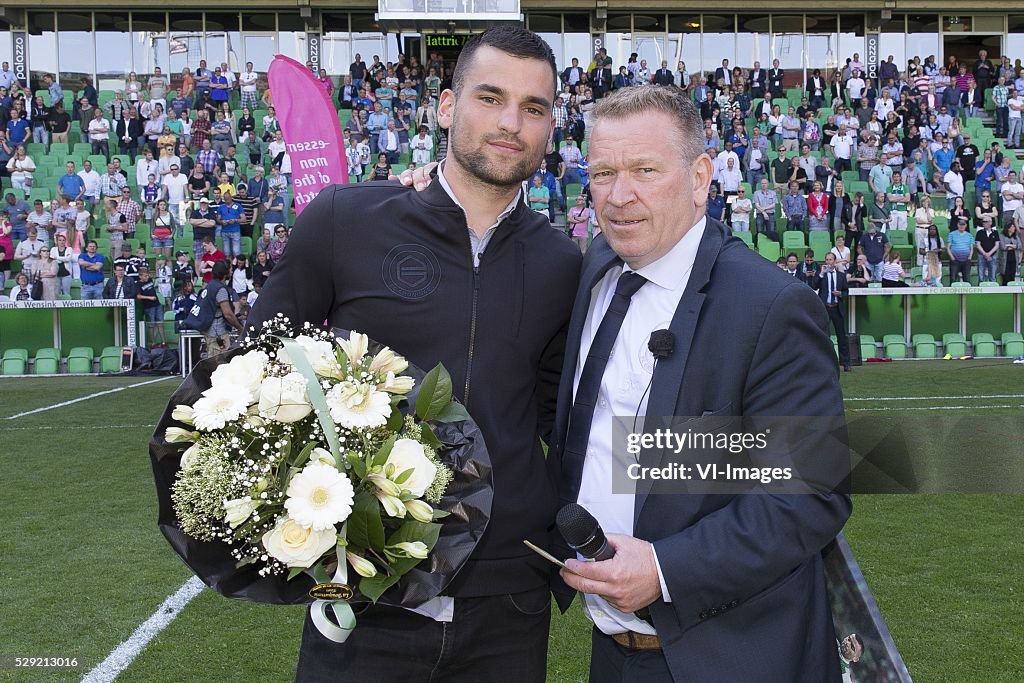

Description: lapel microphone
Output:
[633,329,676,435]
[557,503,615,561]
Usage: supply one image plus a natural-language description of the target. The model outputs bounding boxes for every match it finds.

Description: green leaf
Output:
[387,520,442,550]
[415,364,453,422]
[347,451,367,479]
[346,492,386,552]
[419,424,442,449]
[386,404,403,432]
[432,509,451,521]
[433,400,470,423]
[292,441,318,469]
[371,434,398,468]
[357,572,403,602]
[393,468,414,486]
[287,566,306,581]
[279,436,292,462]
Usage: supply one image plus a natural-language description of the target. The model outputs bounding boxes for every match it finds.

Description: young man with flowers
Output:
[248,26,581,683]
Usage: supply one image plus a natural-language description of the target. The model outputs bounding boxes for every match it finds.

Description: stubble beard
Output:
[448,113,541,190]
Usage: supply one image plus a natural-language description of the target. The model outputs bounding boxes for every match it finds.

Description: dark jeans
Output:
[589,628,674,683]
[996,106,1009,136]
[295,586,551,683]
[825,305,850,367]
[834,157,852,175]
[119,139,138,164]
[950,259,971,283]
[91,139,109,159]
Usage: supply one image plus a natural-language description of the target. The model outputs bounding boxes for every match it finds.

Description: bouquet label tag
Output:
[309,583,355,601]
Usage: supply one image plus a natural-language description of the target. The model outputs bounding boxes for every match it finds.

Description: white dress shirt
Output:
[575,217,707,635]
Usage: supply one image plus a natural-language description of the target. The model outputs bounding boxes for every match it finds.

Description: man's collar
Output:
[436,159,521,222]
[624,217,707,292]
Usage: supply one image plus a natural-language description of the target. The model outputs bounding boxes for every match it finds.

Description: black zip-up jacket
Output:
[248,179,582,597]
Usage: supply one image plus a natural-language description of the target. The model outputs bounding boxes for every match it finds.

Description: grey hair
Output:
[591,86,704,163]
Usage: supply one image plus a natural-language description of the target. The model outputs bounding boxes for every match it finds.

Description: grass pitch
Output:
[1,362,1022,681]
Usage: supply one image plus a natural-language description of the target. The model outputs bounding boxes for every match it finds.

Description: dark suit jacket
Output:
[551,220,850,682]
[769,68,785,93]
[748,68,767,92]
[812,268,849,307]
[713,67,731,86]
[828,192,852,227]
[653,69,675,86]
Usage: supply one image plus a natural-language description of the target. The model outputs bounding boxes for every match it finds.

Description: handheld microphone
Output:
[557,503,615,562]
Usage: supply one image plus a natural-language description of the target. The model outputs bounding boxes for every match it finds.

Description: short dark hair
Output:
[212,260,231,280]
[451,26,557,99]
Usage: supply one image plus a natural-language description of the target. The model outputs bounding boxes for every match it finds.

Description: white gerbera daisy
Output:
[325,380,391,429]
[284,463,355,531]
[191,384,250,431]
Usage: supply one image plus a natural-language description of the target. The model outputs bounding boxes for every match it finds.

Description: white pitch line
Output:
[0,423,156,431]
[844,393,1024,402]
[81,577,204,683]
[3,377,174,420]
[849,403,1024,412]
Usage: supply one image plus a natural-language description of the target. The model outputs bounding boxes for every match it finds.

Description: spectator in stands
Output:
[847,253,870,288]
[880,251,909,287]
[102,263,134,300]
[267,223,289,266]
[1000,222,1022,284]
[731,186,752,233]
[782,181,805,231]
[860,217,890,282]
[947,217,975,283]
[161,163,188,219]
[1001,170,1024,227]
[10,271,31,300]
[52,232,74,297]
[975,190,998,231]
[4,191,30,240]
[76,240,104,299]
[33,245,57,300]
[77,159,100,207]
[252,249,274,289]
[26,199,52,245]
[705,184,725,223]
[919,224,944,287]
[172,249,195,289]
[13,224,44,277]
[100,162,126,202]
[857,134,879,182]
[975,216,1000,283]
[262,189,285,235]
[830,180,852,236]
[87,108,110,159]
[198,236,225,284]
[6,144,34,192]
[753,177,778,243]
[943,160,965,213]
[807,181,829,231]
[1008,88,1024,148]
[886,172,910,231]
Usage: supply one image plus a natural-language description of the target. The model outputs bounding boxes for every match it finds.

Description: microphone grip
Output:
[590,539,615,562]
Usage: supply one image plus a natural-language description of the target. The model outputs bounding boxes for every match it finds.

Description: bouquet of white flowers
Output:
[151,315,492,641]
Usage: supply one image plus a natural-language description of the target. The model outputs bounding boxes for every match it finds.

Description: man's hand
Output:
[559,533,663,614]
[391,161,438,191]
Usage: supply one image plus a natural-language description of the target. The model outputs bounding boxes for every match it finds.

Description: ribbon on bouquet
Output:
[279,337,356,643]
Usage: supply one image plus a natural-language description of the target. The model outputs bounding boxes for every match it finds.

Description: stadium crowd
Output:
[2,43,1024,324]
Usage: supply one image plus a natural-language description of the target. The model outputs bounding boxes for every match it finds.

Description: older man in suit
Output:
[552,85,851,682]
[813,252,851,371]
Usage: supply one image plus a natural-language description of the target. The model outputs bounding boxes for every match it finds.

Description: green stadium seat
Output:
[859,335,877,359]
[66,347,94,374]
[979,281,999,287]
[867,282,882,288]
[971,333,997,357]
[782,231,807,251]
[33,348,60,374]
[888,230,910,246]
[1,348,28,374]
[26,142,46,158]
[808,232,831,260]
[999,332,1023,357]
[942,333,968,356]
[99,346,122,373]
[912,334,938,359]
[757,240,780,261]
[882,334,908,359]
[733,230,753,246]
[88,154,109,170]
[72,143,92,159]
[49,142,69,157]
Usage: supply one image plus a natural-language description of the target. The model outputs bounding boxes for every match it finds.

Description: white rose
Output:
[385,438,438,498]
[279,335,344,379]
[378,372,415,395]
[337,331,369,368]
[211,350,267,401]
[262,516,338,568]
[368,347,409,375]
[223,497,256,528]
[258,372,313,423]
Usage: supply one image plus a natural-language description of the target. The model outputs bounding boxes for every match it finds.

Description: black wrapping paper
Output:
[149,329,493,607]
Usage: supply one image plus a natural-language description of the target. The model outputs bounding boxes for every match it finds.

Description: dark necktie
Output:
[828,272,835,304]
[560,271,648,501]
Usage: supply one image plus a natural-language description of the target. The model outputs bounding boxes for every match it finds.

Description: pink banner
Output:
[266,55,347,215]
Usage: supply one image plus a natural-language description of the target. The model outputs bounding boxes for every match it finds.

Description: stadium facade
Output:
[0,8,1021,94]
